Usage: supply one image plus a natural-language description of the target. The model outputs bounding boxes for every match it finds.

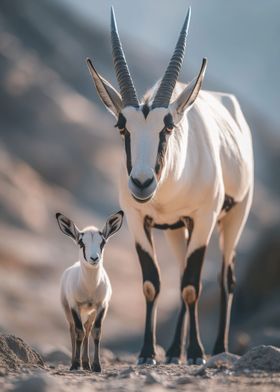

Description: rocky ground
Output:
[1,335,280,392]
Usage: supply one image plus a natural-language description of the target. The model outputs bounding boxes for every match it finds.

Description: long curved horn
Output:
[152,7,191,109]
[111,6,139,108]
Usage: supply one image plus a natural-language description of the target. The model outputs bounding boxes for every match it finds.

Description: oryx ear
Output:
[86,58,122,118]
[171,58,207,115]
[56,213,80,242]
[102,210,124,240]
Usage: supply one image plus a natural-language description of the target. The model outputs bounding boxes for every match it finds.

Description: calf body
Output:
[56,211,123,371]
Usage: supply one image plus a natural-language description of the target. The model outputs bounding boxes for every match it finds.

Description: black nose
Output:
[131,176,154,190]
[90,256,98,262]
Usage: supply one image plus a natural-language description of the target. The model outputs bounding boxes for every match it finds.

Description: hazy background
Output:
[0,0,279,357]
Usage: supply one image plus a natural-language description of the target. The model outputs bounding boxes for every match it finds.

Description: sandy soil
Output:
[2,360,280,392]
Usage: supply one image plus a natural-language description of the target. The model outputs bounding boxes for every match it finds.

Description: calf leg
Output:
[181,211,216,364]
[213,190,252,354]
[70,309,84,370]
[82,313,96,370]
[61,300,76,369]
[91,306,107,372]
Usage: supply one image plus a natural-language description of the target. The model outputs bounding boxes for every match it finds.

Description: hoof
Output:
[137,357,156,365]
[166,357,181,365]
[82,362,91,371]
[70,362,80,371]
[91,363,102,373]
[187,357,206,365]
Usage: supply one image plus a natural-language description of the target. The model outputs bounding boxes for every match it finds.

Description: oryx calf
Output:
[56,211,123,372]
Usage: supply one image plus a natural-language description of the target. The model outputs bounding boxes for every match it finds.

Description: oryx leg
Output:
[91,306,107,372]
[70,309,84,370]
[127,212,160,365]
[165,227,189,364]
[213,190,252,354]
[181,211,217,365]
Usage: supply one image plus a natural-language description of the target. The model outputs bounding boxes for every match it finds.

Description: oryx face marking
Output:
[116,106,174,203]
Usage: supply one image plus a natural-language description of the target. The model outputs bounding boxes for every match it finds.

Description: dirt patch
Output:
[234,345,280,372]
[0,335,44,371]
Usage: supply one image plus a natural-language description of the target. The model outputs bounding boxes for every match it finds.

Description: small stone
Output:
[119,366,135,378]
[101,348,116,363]
[43,348,71,366]
[176,375,194,384]
[11,373,59,392]
[0,367,7,377]
[145,371,163,384]
[155,345,166,363]
[204,352,240,369]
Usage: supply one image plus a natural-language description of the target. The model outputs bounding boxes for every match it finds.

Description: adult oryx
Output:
[86,7,253,365]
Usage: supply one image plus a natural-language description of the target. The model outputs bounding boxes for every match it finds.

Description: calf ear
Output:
[56,213,80,242]
[171,58,207,114]
[102,210,124,240]
[86,58,122,118]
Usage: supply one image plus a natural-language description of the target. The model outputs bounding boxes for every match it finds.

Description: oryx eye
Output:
[115,113,127,135]
[163,113,175,133]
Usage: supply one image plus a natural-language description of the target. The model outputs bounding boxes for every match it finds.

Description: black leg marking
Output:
[70,309,84,370]
[92,307,106,373]
[143,215,193,234]
[181,246,206,365]
[143,216,153,245]
[213,256,236,355]
[166,301,186,363]
[135,243,160,364]
[71,309,83,331]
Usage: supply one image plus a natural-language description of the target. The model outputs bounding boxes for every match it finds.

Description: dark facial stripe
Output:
[155,128,170,176]
[78,236,87,260]
[98,231,106,252]
[155,113,174,176]
[114,113,132,175]
[124,129,132,175]
[115,113,126,130]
